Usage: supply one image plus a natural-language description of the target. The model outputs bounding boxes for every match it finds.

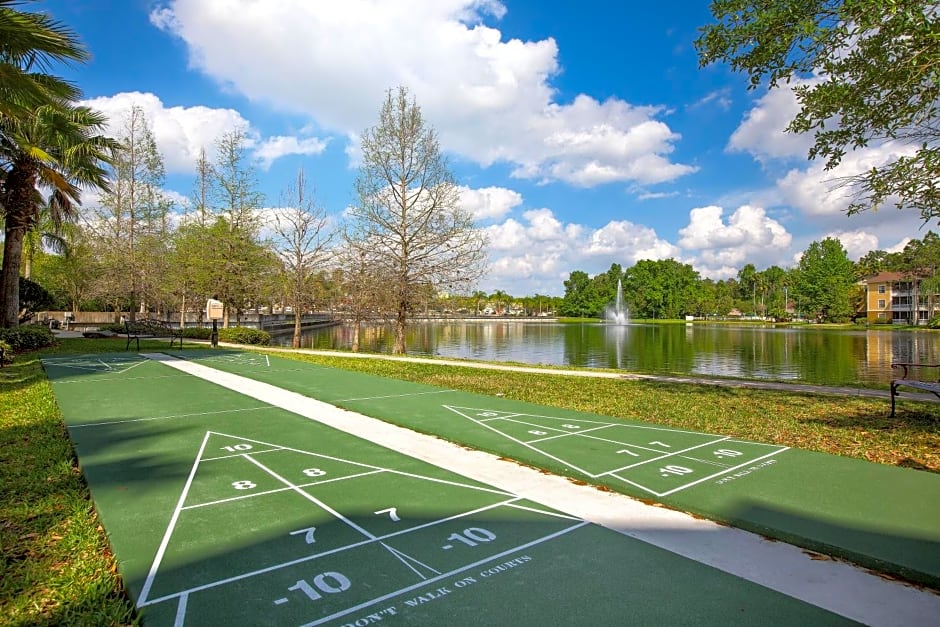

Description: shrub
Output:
[0,339,11,363]
[218,326,271,345]
[182,327,212,339]
[0,325,55,351]
[98,323,126,333]
[927,316,940,329]
[18,277,53,324]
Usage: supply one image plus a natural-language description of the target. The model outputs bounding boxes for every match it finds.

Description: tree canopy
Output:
[696,0,940,221]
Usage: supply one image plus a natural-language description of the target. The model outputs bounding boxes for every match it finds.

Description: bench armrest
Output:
[890,362,940,380]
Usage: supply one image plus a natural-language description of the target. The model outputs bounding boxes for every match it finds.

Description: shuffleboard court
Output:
[44,353,858,625]
[171,349,940,589]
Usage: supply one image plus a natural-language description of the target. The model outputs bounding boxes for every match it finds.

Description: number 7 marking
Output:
[374,507,401,521]
[290,527,317,544]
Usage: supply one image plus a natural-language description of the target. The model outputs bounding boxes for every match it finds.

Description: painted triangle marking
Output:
[380,542,441,580]
[443,405,597,476]
[42,354,149,374]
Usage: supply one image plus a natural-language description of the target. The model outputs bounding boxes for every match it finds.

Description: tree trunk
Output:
[394,300,407,354]
[292,310,301,349]
[1,225,25,327]
[352,316,361,353]
[1,162,39,328]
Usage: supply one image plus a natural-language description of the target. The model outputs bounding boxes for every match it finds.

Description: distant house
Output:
[862,272,939,325]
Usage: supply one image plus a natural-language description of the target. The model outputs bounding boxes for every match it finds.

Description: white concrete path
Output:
[146,353,940,626]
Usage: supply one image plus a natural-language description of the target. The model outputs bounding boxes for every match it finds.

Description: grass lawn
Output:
[2,338,939,624]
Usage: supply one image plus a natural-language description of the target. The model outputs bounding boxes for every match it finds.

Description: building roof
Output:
[864,271,922,282]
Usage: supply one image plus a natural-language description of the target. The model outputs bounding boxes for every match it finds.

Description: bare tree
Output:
[335,241,394,352]
[346,86,487,353]
[90,105,173,320]
[272,168,333,348]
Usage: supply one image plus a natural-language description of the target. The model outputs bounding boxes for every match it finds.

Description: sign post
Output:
[206,298,223,348]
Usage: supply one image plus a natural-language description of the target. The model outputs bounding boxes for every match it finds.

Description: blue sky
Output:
[35,0,924,296]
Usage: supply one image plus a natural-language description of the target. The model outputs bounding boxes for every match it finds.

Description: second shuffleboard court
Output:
[443,406,789,497]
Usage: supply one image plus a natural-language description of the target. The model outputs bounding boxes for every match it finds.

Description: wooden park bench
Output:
[890,362,940,416]
[125,319,184,351]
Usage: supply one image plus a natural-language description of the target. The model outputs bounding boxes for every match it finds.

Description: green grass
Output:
[0,340,139,625]
[3,336,939,624]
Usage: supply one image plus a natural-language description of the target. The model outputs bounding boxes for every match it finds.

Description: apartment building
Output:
[864,272,940,324]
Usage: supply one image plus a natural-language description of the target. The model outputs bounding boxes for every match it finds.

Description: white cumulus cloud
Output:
[150,0,695,187]
[81,91,329,173]
[480,208,677,294]
[727,82,815,162]
[458,185,522,220]
[678,204,792,277]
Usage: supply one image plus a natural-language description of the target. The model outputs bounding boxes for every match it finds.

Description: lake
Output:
[274,320,940,387]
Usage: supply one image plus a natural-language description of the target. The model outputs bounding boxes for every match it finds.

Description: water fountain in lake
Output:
[606,279,630,325]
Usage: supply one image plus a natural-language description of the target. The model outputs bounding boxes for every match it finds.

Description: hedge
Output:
[0,325,55,351]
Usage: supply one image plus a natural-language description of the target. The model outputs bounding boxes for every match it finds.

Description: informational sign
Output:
[206,299,224,321]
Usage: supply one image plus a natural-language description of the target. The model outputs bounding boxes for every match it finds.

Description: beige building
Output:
[863,272,939,325]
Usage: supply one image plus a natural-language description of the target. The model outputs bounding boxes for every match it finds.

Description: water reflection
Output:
[275,321,940,386]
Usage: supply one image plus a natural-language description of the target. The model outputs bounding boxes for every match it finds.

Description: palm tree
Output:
[489,290,509,315]
[0,0,88,120]
[1,103,118,326]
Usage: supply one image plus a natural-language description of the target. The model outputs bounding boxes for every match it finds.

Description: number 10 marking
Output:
[286,571,351,602]
[446,527,496,548]
[660,465,693,477]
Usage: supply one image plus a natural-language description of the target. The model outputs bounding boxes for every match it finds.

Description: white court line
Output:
[608,448,790,498]
[444,406,598,477]
[336,389,454,402]
[446,405,725,436]
[657,448,790,497]
[200,446,285,462]
[526,426,677,458]
[206,429,516,498]
[138,433,213,607]
[478,413,524,422]
[181,470,386,510]
[51,373,191,385]
[381,542,441,579]
[173,593,188,627]
[244,454,376,539]
[528,420,617,444]
[42,358,149,374]
[598,436,731,477]
[679,455,732,468]
[301,523,590,627]
[139,496,534,607]
[67,406,269,429]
